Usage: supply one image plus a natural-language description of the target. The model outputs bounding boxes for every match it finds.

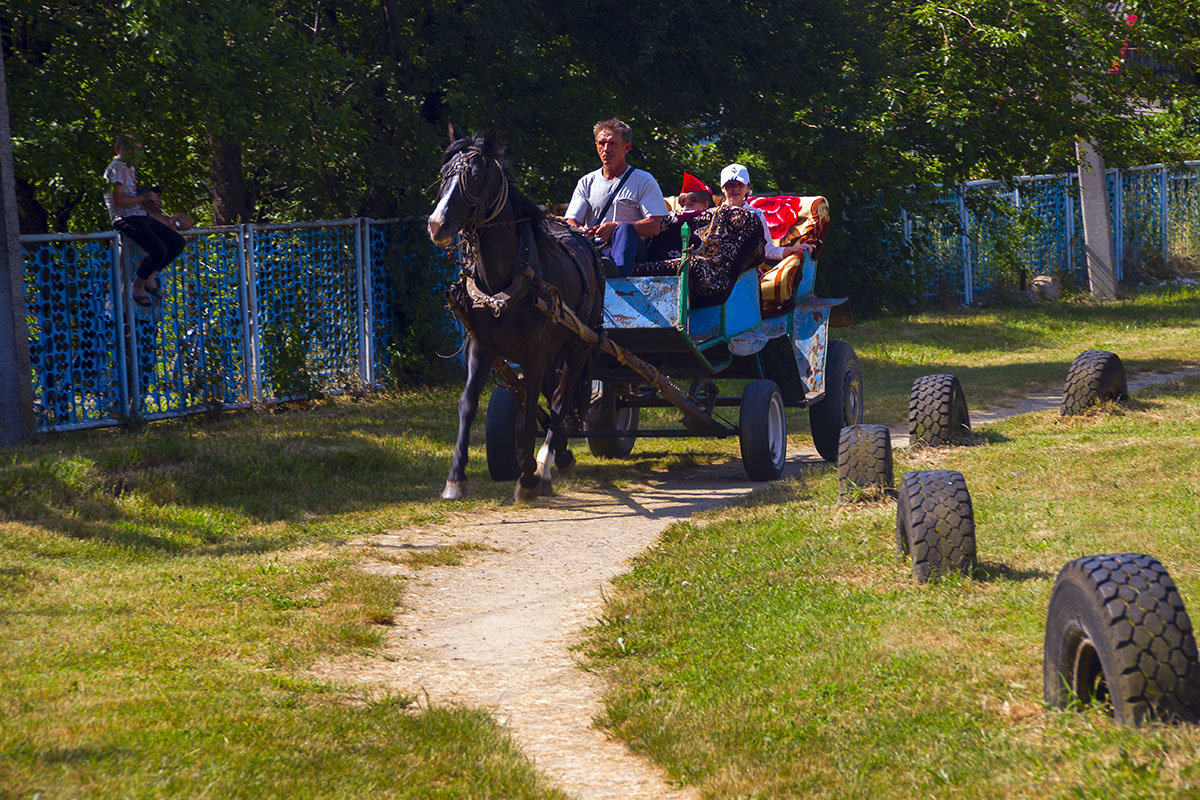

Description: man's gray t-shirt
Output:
[565,166,669,227]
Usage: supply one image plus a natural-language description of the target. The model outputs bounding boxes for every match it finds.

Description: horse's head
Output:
[428,123,508,245]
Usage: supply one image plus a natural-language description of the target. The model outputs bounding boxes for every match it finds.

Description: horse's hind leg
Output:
[540,342,588,488]
[442,338,490,501]
[514,358,547,503]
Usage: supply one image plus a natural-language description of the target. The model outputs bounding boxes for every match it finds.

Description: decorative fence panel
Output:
[21,218,455,433]
[23,233,126,430]
[897,162,1200,303]
[20,162,1200,433]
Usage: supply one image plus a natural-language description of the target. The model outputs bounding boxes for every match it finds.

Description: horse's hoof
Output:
[441,480,469,501]
[538,478,554,497]
[514,482,540,503]
[556,450,576,476]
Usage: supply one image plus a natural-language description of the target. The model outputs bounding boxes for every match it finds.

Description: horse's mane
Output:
[442,133,552,246]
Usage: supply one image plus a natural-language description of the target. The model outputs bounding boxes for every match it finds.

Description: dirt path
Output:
[315,365,1199,800]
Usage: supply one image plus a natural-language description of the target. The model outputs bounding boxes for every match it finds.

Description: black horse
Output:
[428,125,603,502]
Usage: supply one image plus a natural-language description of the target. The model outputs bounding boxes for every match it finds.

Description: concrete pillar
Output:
[1075,139,1118,300]
[0,46,34,445]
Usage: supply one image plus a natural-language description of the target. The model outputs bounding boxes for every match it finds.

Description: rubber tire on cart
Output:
[909,374,971,446]
[1062,350,1128,415]
[837,424,893,498]
[895,470,976,583]
[485,386,521,482]
[808,340,863,463]
[584,381,640,458]
[740,379,787,481]
[1043,553,1200,726]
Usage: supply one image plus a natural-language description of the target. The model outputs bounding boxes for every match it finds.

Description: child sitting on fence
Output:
[103,134,191,308]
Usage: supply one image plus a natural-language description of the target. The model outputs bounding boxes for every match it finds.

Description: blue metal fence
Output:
[21,161,1200,433]
[897,161,1200,304]
[21,218,455,432]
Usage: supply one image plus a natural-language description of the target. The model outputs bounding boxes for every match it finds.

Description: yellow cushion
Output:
[760,254,805,311]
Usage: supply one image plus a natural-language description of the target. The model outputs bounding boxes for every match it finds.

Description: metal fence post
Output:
[116,234,145,424]
[957,187,973,304]
[1160,164,1169,265]
[244,223,263,405]
[234,224,255,406]
[354,217,370,389]
[360,218,376,388]
[1112,168,1123,280]
[110,235,130,421]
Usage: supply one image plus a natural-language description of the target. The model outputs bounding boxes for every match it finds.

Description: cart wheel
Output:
[909,373,971,445]
[837,424,893,498]
[584,381,639,458]
[1044,553,1200,726]
[895,470,976,583]
[740,379,787,480]
[485,386,521,481]
[1062,350,1128,415]
[808,340,863,462]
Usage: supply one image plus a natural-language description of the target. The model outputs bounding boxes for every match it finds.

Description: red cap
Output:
[680,172,711,195]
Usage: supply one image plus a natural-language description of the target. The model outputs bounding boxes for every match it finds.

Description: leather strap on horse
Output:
[454,220,541,319]
[463,265,534,318]
[445,216,723,435]
[529,278,725,435]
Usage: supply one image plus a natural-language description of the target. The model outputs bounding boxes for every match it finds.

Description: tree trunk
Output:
[15,176,47,235]
[51,190,83,233]
[0,46,35,445]
[209,136,250,224]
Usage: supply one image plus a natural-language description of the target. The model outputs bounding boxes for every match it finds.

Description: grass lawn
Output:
[583,377,1200,799]
[841,285,1200,426]
[1,284,1198,797]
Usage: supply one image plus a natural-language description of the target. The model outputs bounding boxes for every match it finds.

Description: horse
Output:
[428,124,604,502]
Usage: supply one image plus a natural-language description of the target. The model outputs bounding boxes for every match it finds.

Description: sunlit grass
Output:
[1,284,1198,796]
[583,375,1200,798]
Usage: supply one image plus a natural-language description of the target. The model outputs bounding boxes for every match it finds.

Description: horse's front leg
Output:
[514,358,548,503]
[442,338,491,501]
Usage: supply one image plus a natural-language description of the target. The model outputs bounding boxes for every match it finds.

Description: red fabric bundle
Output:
[748,195,830,259]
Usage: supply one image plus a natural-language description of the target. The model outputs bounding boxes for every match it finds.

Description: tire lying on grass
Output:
[1043,553,1200,726]
[895,470,976,583]
[909,374,971,445]
[1062,350,1128,415]
[837,424,893,499]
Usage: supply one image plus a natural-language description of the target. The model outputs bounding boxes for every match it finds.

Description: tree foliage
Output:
[3,1,1197,259]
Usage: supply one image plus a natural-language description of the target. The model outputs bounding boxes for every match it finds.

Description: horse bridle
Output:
[439,146,520,231]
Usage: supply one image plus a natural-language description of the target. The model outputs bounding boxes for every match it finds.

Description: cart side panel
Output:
[793,302,831,400]
[603,276,680,330]
[688,270,762,340]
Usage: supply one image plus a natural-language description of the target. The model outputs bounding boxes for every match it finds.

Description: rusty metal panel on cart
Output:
[603,277,680,330]
[792,297,846,400]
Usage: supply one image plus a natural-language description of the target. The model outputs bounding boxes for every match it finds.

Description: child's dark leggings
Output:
[113,215,186,280]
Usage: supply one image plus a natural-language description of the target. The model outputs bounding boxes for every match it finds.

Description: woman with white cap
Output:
[719,163,812,262]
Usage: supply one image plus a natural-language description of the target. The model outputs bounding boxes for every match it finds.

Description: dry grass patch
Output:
[395,540,501,569]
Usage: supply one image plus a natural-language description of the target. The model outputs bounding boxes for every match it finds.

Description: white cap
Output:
[720,163,750,187]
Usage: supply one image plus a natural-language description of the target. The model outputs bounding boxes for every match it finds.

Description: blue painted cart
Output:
[484,230,863,482]
[577,249,862,479]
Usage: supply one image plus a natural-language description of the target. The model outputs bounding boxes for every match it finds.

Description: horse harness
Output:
[439,149,598,329]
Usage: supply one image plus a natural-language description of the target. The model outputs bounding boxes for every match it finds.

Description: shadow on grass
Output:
[973,560,1053,583]
[861,356,1200,426]
[41,745,128,765]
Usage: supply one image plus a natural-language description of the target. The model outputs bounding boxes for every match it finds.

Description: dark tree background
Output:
[4,0,1198,304]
